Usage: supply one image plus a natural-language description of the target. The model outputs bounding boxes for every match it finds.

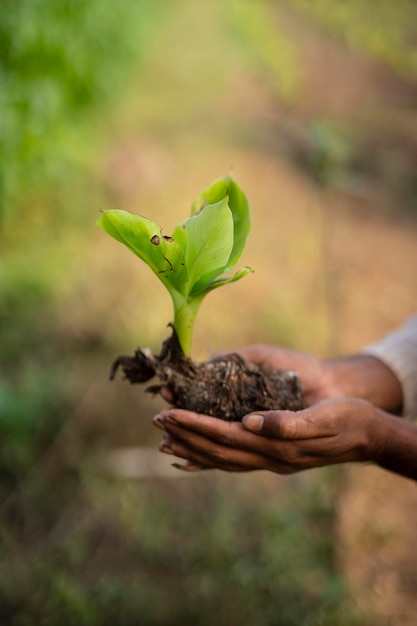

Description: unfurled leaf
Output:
[97,210,187,292]
[191,176,250,272]
[183,196,234,292]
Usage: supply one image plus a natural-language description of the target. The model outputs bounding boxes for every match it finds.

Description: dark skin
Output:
[153,346,417,480]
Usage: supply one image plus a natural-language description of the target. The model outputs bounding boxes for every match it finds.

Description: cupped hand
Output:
[213,345,403,413]
[153,398,386,474]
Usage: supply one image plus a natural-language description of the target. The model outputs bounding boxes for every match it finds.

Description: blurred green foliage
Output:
[293,0,417,81]
[0,0,167,219]
[226,0,300,103]
[0,0,169,485]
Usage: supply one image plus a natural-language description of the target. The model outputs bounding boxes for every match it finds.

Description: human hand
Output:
[218,345,403,413]
[153,398,386,474]
[161,343,402,413]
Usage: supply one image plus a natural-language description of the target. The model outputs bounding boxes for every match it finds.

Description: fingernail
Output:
[164,412,178,425]
[153,416,165,430]
[160,445,174,455]
[172,463,202,473]
[242,414,264,432]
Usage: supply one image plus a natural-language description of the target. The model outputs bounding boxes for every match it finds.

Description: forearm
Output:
[324,355,403,414]
[373,410,417,480]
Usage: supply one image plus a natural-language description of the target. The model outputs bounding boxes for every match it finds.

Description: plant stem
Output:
[171,293,204,357]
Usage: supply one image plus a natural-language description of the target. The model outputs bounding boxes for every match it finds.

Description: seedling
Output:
[98,176,303,421]
[97,176,252,356]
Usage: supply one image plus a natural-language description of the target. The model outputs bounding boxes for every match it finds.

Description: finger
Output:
[163,423,326,474]
[210,346,264,366]
[163,410,278,457]
[163,409,250,444]
[225,345,293,369]
[163,418,289,472]
[152,408,173,430]
[160,386,175,404]
[159,431,221,469]
[161,409,290,459]
[242,405,335,440]
[171,462,208,473]
[168,438,251,472]
[160,431,250,471]
[156,412,256,471]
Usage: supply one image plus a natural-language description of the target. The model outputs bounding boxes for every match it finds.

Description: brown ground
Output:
[339,466,417,625]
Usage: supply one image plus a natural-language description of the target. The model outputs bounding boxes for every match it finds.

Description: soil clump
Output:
[110,329,304,421]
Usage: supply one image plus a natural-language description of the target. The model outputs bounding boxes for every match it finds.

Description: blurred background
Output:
[1,1,417,624]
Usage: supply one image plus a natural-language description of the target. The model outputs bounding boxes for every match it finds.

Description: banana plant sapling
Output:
[97,176,303,421]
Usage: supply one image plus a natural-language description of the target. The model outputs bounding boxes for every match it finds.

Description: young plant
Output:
[98,175,304,421]
[97,176,252,356]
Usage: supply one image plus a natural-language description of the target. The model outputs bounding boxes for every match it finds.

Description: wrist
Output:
[372,411,417,480]
[323,355,403,413]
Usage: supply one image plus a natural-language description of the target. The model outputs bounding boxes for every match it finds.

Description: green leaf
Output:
[191,266,253,297]
[183,196,234,293]
[97,176,252,357]
[96,210,188,293]
[191,175,251,272]
[171,221,187,255]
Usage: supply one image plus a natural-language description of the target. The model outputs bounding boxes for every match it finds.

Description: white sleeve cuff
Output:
[361,315,417,420]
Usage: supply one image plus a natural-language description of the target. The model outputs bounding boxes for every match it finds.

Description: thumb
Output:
[242,413,266,432]
[242,409,316,440]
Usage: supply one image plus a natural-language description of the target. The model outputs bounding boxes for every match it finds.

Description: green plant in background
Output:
[0,0,169,487]
[97,176,252,356]
[0,0,168,221]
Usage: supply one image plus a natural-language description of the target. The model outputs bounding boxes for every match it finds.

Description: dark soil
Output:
[110,328,304,421]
